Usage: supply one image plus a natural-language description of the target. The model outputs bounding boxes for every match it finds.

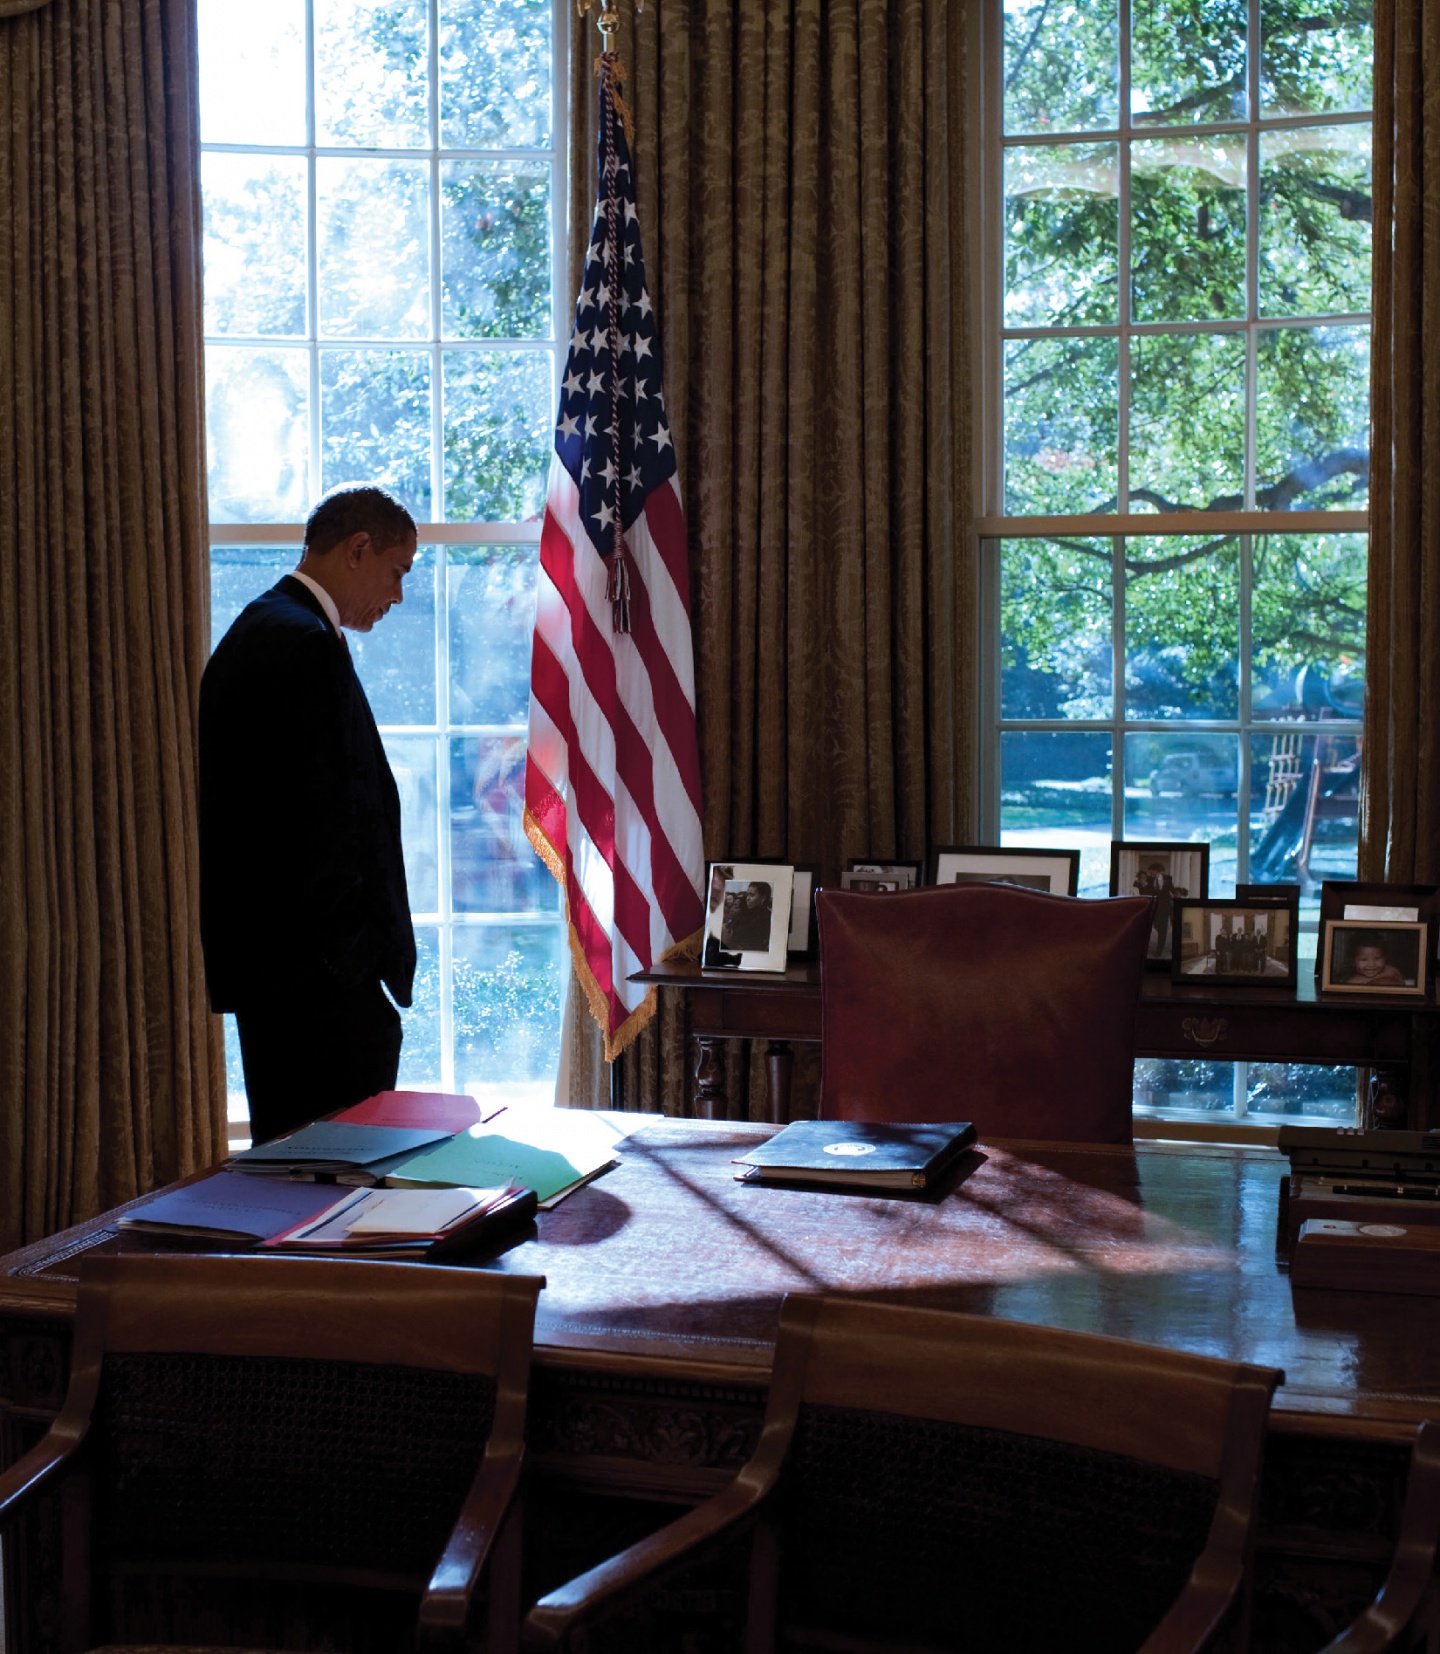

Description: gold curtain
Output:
[560,0,975,1117]
[0,0,225,1250]
[1363,0,1440,879]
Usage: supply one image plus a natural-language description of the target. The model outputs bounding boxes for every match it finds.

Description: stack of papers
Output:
[262,1184,526,1258]
[118,1173,351,1244]
[226,1122,453,1178]
[384,1109,622,1207]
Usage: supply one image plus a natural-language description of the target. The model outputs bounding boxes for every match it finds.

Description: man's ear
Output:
[345,531,372,567]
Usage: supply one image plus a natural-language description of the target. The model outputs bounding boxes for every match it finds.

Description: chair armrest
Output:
[0,1427,83,1528]
[1137,1554,1243,1654]
[1314,1421,1440,1654]
[416,1444,525,1653]
[522,1468,774,1653]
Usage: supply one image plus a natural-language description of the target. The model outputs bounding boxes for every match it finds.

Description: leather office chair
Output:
[524,1293,1283,1654]
[1311,1420,1440,1653]
[0,1253,545,1654]
[816,882,1154,1141]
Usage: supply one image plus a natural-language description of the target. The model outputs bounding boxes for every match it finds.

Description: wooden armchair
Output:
[1314,1421,1440,1653]
[0,1253,544,1654]
[524,1294,1282,1654]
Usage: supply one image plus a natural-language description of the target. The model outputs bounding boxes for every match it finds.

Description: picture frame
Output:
[1320,919,1429,997]
[842,858,923,891]
[1110,842,1210,969]
[701,861,795,974]
[1173,899,1297,985]
[786,864,819,958]
[1236,882,1301,906]
[929,845,1080,897]
[1316,882,1440,980]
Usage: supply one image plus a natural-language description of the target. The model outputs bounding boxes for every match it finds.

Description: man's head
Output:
[297,485,417,632]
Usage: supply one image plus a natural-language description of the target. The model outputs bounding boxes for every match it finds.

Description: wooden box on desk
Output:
[1281,1172,1440,1252]
[1293,1217,1440,1295]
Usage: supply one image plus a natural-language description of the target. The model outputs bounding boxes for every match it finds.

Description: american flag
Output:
[524,59,705,1062]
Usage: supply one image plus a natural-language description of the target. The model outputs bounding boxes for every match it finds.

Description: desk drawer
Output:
[1136,1002,1412,1066]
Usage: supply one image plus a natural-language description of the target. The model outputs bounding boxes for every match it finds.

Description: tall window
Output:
[199,0,567,1122]
[984,0,1372,1126]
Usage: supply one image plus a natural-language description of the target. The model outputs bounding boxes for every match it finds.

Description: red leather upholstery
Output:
[817,883,1154,1142]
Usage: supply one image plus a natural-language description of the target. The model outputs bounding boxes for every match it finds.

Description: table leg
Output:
[765,1041,793,1125]
[694,1035,726,1120]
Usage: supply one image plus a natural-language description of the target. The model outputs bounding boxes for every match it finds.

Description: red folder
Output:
[332,1089,495,1134]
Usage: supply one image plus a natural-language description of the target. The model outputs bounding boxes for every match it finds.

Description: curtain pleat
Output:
[0,0,225,1250]
[559,0,975,1118]
[1363,0,1440,879]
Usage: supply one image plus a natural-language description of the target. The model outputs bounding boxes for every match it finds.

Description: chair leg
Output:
[744,1513,780,1654]
[487,1495,524,1654]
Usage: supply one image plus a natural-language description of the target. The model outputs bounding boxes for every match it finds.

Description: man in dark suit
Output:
[199,486,419,1143]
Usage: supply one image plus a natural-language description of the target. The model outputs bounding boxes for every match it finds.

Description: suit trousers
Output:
[235,979,403,1144]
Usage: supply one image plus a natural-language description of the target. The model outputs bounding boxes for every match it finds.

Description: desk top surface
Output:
[5,1119,1434,1437]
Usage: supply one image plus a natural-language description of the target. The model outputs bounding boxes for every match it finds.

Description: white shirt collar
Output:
[290,570,343,637]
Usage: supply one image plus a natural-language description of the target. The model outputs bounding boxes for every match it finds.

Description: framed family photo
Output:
[701,861,794,974]
[1320,919,1429,996]
[841,858,923,893]
[1111,842,1210,968]
[1173,899,1296,985]
[929,846,1080,896]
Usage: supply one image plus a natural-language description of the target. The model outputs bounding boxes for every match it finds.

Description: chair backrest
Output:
[57,1254,543,1644]
[763,1295,1281,1653]
[817,882,1154,1140]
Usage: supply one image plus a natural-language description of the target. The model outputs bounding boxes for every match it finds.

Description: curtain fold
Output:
[1363,0,1440,880]
[0,0,225,1250]
[561,0,975,1117]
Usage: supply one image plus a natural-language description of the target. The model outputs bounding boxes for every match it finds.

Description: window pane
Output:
[1123,732,1239,892]
[316,0,429,148]
[1246,1064,1358,1122]
[453,922,565,1086]
[440,0,552,148]
[999,731,1114,897]
[1131,137,1246,323]
[1255,324,1369,510]
[317,159,431,340]
[1129,332,1245,512]
[1004,337,1118,514]
[1261,0,1373,117]
[1259,124,1373,318]
[442,162,553,339]
[1003,0,1118,135]
[451,735,560,913]
[1124,533,1240,719]
[320,349,433,518]
[1004,144,1118,327]
[352,543,438,725]
[1000,538,1113,719]
[443,350,552,521]
[449,545,538,725]
[1134,1059,1236,1115]
[210,545,297,641]
[1251,532,1366,718]
[1248,730,1361,884]
[203,155,307,338]
[1132,0,1246,125]
[206,346,310,522]
[384,736,440,913]
[398,926,443,1086]
[198,0,305,146]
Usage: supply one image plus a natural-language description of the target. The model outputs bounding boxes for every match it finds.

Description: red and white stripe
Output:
[525,462,705,1060]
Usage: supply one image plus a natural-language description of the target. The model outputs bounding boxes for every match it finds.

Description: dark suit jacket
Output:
[198,576,416,1012]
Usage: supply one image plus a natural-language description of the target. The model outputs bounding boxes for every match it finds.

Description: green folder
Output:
[384,1111,621,1205]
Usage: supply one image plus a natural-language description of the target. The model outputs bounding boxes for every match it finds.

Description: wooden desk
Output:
[0,1123,1432,1649]
[635,960,1440,1127]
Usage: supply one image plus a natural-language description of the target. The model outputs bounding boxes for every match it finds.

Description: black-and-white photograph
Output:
[839,872,902,893]
[1174,900,1295,983]
[844,859,922,889]
[701,861,794,973]
[929,846,1080,896]
[1111,842,1210,967]
[1321,920,1428,996]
